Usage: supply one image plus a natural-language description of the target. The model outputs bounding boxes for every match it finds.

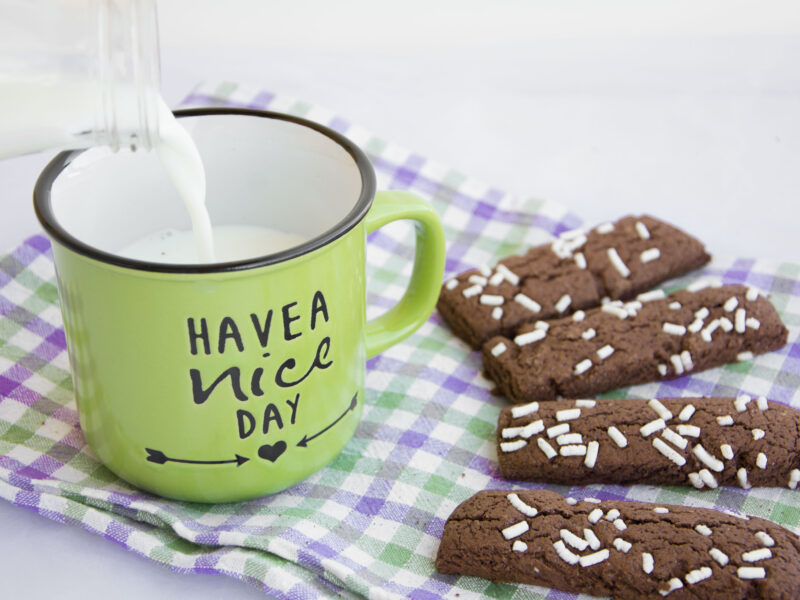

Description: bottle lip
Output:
[97,0,161,152]
[132,0,161,150]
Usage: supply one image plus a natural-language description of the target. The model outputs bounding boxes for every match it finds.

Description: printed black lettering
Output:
[250,367,264,397]
[262,403,284,434]
[189,366,247,404]
[282,302,301,341]
[218,316,244,354]
[275,337,333,388]
[237,409,256,439]
[250,310,273,349]
[187,317,210,355]
[285,393,300,425]
[310,290,329,330]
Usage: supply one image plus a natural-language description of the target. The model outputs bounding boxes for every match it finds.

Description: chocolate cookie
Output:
[438,215,710,348]
[482,284,788,404]
[436,489,800,599]
[498,397,800,490]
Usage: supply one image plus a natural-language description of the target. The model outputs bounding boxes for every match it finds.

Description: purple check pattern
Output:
[0,82,798,599]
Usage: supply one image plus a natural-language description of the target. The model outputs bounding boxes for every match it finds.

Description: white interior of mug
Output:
[48,113,364,261]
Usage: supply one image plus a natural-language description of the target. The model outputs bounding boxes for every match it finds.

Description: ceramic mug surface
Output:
[34,109,445,502]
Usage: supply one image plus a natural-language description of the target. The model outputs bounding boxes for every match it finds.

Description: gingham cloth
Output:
[1,82,799,599]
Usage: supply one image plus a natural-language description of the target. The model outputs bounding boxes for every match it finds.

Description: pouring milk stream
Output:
[142,99,307,264]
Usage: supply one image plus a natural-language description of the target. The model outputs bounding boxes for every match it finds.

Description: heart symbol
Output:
[258,441,287,463]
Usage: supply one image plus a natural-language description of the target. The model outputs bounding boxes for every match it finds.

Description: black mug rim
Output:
[33,107,377,274]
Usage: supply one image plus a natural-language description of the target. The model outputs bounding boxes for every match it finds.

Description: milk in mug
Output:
[118,225,309,264]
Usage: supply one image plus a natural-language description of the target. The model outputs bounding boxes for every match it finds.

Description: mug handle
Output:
[364,190,446,359]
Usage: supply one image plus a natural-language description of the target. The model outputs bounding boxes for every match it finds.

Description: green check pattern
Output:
[0,82,798,599]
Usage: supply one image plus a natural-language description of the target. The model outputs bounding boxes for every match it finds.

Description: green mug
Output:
[34,108,445,502]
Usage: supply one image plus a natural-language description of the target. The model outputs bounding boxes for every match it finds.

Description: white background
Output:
[1,1,800,598]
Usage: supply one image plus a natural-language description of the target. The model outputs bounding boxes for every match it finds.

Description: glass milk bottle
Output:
[0,0,161,158]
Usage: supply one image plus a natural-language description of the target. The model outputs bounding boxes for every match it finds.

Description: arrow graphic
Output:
[297,391,358,448]
[145,448,249,467]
